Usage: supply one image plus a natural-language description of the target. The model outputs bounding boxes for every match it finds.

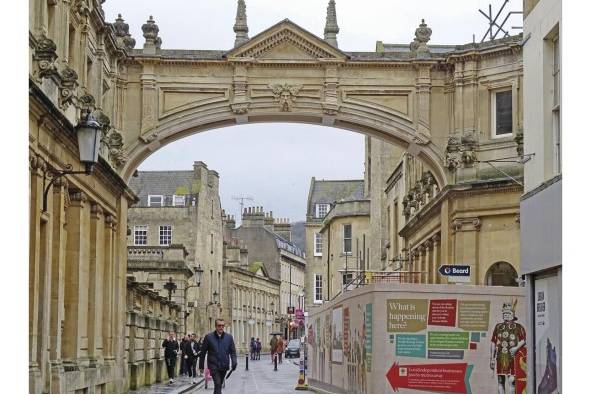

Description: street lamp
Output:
[194,265,204,287]
[42,109,102,212]
[184,265,204,331]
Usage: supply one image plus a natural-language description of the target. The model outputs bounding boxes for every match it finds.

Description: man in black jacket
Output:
[183,333,200,384]
[162,331,180,384]
[199,319,237,394]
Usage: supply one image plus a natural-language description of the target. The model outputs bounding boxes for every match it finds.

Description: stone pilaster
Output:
[63,190,90,363]
[424,239,433,284]
[103,214,115,360]
[88,203,105,364]
[431,234,440,284]
[418,245,427,283]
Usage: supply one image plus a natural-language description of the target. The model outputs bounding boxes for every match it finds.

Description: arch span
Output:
[122,113,449,188]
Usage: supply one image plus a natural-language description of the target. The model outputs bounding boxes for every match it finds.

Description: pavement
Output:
[130,354,307,394]
[196,354,305,394]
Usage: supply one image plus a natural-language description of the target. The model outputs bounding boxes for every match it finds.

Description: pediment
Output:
[226,19,347,61]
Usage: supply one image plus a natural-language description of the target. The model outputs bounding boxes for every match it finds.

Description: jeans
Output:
[211,369,228,394]
[186,358,197,378]
[165,357,176,380]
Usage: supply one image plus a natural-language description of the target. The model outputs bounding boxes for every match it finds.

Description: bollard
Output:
[246,353,249,371]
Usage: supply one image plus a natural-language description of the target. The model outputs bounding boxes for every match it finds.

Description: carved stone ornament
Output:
[142,16,159,42]
[107,129,128,168]
[123,34,136,50]
[411,19,432,57]
[269,83,302,112]
[231,102,250,115]
[514,127,524,157]
[58,66,79,110]
[113,14,129,38]
[72,0,90,17]
[445,133,479,171]
[33,35,58,81]
[78,92,96,110]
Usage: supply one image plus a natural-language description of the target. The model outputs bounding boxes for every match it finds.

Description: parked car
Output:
[284,339,301,358]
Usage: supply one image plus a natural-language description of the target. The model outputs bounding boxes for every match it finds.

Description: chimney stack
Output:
[274,217,292,241]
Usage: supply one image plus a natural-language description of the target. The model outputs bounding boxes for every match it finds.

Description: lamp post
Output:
[42,110,102,212]
[163,277,177,302]
[183,265,204,332]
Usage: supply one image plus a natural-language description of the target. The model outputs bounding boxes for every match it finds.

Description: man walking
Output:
[183,333,200,384]
[270,334,278,365]
[179,334,189,376]
[277,335,284,364]
[199,319,237,394]
[250,337,256,360]
[162,331,179,384]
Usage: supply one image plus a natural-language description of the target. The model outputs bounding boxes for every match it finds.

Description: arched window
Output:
[485,262,518,286]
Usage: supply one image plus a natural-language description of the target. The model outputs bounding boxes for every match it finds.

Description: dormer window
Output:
[173,195,185,207]
[148,195,163,207]
[315,203,330,218]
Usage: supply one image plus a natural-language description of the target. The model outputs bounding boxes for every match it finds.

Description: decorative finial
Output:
[410,18,432,58]
[234,0,249,47]
[141,16,161,53]
[113,14,135,49]
[324,0,339,48]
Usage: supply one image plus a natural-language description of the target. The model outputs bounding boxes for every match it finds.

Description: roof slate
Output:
[307,179,364,217]
[129,171,195,206]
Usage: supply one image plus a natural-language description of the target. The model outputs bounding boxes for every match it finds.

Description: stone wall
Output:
[125,278,180,390]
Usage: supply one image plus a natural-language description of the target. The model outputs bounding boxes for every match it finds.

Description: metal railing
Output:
[330,269,425,301]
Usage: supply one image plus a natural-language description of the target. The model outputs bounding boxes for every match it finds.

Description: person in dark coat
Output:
[162,331,180,384]
[199,319,237,394]
[255,338,262,360]
[179,335,189,376]
[183,333,200,384]
[250,337,256,360]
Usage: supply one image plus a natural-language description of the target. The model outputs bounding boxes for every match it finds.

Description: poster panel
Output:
[534,275,561,394]
[331,306,343,363]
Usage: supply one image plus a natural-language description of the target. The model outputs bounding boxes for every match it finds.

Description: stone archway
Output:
[485,262,519,287]
[116,19,451,186]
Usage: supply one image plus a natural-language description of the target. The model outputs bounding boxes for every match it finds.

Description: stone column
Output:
[418,245,426,284]
[29,154,44,373]
[451,218,481,285]
[102,214,115,361]
[49,176,67,393]
[63,190,90,363]
[415,64,432,136]
[88,203,105,364]
[424,239,433,284]
[431,234,441,284]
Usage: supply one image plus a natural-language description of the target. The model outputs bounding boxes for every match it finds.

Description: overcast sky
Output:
[103,0,523,222]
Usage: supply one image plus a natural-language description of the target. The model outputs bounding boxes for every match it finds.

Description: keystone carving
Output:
[78,92,95,110]
[33,35,58,81]
[269,83,302,112]
[106,129,128,168]
[231,103,250,115]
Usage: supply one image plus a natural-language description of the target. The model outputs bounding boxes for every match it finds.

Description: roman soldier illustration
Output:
[490,300,527,394]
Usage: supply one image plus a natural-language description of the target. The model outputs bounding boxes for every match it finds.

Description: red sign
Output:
[386,362,473,394]
[287,306,295,314]
[295,308,304,319]
[428,299,457,327]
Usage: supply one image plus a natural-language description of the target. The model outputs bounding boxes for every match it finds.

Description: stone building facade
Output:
[318,199,370,301]
[127,162,225,337]
[521,0,562,392]
[226,207,306,339]
[29,1,136,392]
[304,178,365,310]
[222,236,281,353]
[366,30,525,287]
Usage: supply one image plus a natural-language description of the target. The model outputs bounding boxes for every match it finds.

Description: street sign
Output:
[287,306,295,314]
[438,265,471,283]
